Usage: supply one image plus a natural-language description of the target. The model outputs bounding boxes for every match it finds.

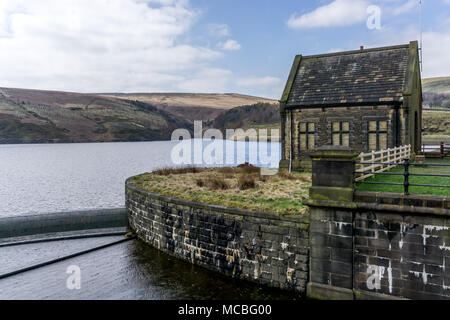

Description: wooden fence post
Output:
[371,151,375,174]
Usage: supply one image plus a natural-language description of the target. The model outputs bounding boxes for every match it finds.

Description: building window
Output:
[368,120,388,150]
[299,122,315,150]
[331,121,350,147]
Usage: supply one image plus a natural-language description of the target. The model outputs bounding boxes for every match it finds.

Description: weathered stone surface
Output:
[126,181,310,294]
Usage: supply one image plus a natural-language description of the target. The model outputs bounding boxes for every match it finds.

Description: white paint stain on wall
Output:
[409,264,429,285]
[439,242,450,251]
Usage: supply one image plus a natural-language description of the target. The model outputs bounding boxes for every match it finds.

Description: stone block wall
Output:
[354,209,450,300]
[310,208,354,291]
[281,105,399,171]
[307,193,450,300]
[126,180,310,294]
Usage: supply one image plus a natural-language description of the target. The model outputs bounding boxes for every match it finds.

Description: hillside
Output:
[0,83,446,144]
[423,77,450,109]
[100,93,277,122]
[0,88,278,144]
[0,88,192,143]
[209,103,279,130]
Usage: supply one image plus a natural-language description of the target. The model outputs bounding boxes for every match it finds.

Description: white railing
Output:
[355,145,411,182]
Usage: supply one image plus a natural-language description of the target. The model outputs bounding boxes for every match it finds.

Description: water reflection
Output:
[0,238,302,300]
[0,140,280,217]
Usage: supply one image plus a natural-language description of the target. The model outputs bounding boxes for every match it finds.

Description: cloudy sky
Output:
[0,0,448,98]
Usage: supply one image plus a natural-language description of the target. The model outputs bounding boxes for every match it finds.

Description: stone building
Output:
[279,41,423,171]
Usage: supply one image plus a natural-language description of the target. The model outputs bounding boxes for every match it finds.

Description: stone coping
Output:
[304,191,450,217]
[125,178,310,224]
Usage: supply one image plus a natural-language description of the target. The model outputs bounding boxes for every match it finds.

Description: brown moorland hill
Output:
[100,93,278,122]
[0,87,192,143]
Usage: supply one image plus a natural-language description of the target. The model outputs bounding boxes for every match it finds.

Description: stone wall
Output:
[280,105,400,171]
[307,194,450,300]
[126,180,310,294]
[306,146,450,300]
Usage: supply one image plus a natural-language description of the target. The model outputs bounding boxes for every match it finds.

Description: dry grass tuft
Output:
[238,163,261,175]
[277,169,296,180]
[238,175,257,190]
[153,166,204,176]
[196,175,230,190]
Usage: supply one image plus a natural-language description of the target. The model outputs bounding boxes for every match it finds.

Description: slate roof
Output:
[287,44,411,107]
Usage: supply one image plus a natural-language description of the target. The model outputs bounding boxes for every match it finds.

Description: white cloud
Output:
[0,0,230,93]
[391,0,417,16]
[421,31,450,78]
[207,23,230,37]
[366,24,450,79]
[236,77,281,87]
[287,0,368,29]
[217,39,241,51]
[177,68,232,92]
[328,47,344,53]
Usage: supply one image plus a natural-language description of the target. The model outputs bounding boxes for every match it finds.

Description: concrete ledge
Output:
[309,186,353,202]
[355,191,450,212]
[0,208,128,239]
[304,195,450,217]
[307,282,409,300]
[0,227,128,247]
[354,289,408,300]
[307,282,354,300]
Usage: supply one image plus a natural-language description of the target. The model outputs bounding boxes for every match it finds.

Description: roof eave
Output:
[286,100,403,110]
[280,55,302,104]
[402,41,419,97]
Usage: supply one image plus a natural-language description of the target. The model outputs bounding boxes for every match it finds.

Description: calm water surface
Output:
[0,238,301,300]
[0,140,280,217]
[0,140,291,300]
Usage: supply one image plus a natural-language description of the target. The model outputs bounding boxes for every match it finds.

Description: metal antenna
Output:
[419,0,423,73]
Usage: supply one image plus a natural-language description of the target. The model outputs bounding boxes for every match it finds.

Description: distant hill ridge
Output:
[0,79,447,144]
[422,77,450,108]
[0,87,277,144]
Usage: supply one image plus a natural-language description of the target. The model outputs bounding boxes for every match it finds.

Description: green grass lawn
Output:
[356,157,450,196]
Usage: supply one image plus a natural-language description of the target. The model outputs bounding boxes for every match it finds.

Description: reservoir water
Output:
[0,140,297,300]
[0,140,280,217]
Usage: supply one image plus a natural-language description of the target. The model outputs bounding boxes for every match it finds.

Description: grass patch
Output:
[153,166,205,176]
[356,157,450,196]
[196,175,230,190]
[238,175,257,190]
[130,166,311,215]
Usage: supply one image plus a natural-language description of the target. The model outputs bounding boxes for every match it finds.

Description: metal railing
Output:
[355,157,450,195]
[421,142,450,158]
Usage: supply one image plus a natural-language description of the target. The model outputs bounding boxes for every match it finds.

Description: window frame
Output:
[367,120,388,151]
[331,121,350,147]
[298,122,316,151]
